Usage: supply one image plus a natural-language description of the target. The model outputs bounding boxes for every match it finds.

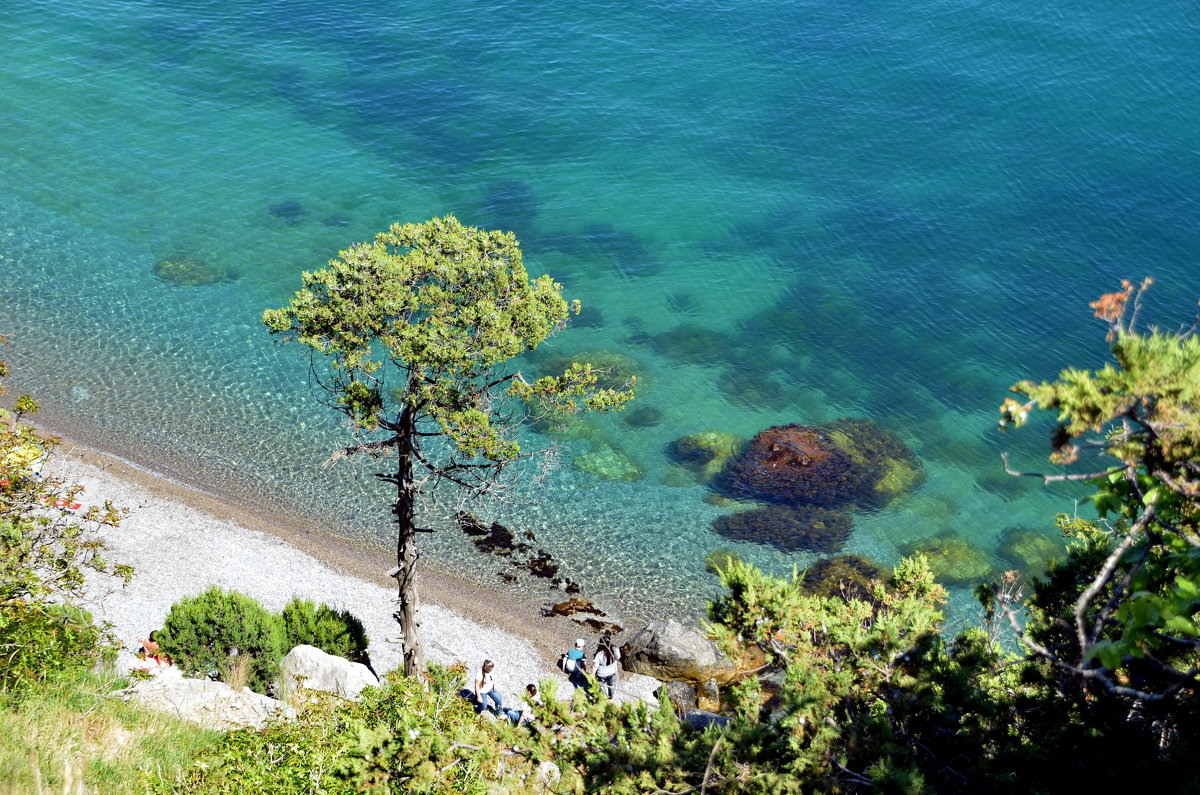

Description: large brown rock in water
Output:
[719,424,871,508]
[718,420,923,509]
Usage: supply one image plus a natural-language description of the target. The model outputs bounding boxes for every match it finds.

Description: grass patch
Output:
[0,668,217,794]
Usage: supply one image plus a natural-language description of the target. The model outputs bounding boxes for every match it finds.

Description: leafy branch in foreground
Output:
[997,278,1200,701]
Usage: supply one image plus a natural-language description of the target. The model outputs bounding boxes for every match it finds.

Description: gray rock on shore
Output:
[125,669,294,730]
[621,619,734,684]
[278,644,380,701]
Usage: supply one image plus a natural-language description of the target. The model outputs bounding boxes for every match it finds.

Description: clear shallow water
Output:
[3,0,1199,629]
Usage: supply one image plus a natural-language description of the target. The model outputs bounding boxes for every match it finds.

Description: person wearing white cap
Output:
[559,637,587,688]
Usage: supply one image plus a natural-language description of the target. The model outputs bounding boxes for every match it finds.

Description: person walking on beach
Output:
[473,659,503,715]
[590,634,621,700]
[560,638,587,688]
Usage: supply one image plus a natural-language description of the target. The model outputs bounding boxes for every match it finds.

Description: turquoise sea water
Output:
[3,0,1199,629]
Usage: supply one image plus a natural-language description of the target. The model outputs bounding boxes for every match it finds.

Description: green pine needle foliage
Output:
[280,597,370,664]
[157,586,287,694]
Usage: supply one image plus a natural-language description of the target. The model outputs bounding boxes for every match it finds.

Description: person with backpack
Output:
[590,634,621,699]
[559,638,587,688]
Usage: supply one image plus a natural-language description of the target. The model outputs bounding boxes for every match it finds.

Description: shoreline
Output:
[38,426,647,695]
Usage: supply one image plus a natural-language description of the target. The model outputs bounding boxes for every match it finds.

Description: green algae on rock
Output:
[573,440,644,482]
[152,256,231,286]
[799,554,885,602]
[824,417,925,503]
[668,430,745,483]
[704,547,743,575]
[997,527,1063,579]
[901,531,994,585]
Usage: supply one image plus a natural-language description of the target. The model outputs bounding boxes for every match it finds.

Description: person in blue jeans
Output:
[590,635,621,699]
[472,659,503,714]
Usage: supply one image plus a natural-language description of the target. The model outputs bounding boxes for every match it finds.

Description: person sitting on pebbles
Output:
[472,659,504,715]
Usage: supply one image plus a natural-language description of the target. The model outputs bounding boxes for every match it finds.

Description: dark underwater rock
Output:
[799,555,884,602]
[719,424,868,508]
[717,367,790,411]
[719,419,923,509]
[268,200,306,223]
[483,179,538,234]
[549,597,604,618]
[457,511,524,556]
[712,505,853,553]
[152,256,231,287]
[623,405,663,429]
[644,323,730,365]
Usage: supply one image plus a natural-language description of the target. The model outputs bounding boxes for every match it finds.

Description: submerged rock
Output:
[549,597,604,618]
[997,527,1063,579]
[712,505,853,553]
[669,430,744,484]
[152,255,230,287]
[902,531,994,585]
[704,547,743,576]
[719,419,922,509]
[645,323,730,365]
[573,440,644,482]
[799,555,884,602]
[483,179,538,234]
[623,405,664,429]
[268,200,306,223]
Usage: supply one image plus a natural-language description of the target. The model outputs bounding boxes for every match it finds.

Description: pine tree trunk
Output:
[394,405,424,676]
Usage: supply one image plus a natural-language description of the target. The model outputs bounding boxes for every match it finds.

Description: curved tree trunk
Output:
[394,404,424,676]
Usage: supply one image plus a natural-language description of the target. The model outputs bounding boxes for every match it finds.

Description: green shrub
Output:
[0,600,111,701]
[157,587,286,694]
[280,598,370,664]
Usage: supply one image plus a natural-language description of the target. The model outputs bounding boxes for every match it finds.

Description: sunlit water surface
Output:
[3,0,1198,630]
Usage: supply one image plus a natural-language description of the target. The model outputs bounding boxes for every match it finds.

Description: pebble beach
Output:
[55,441,656,704]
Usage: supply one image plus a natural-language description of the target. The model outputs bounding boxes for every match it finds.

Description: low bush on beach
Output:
[280,597,370,664]
[155,589,372,694]
[0,601,112,700]
[1,339,131,702]
[157,586,288,694]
